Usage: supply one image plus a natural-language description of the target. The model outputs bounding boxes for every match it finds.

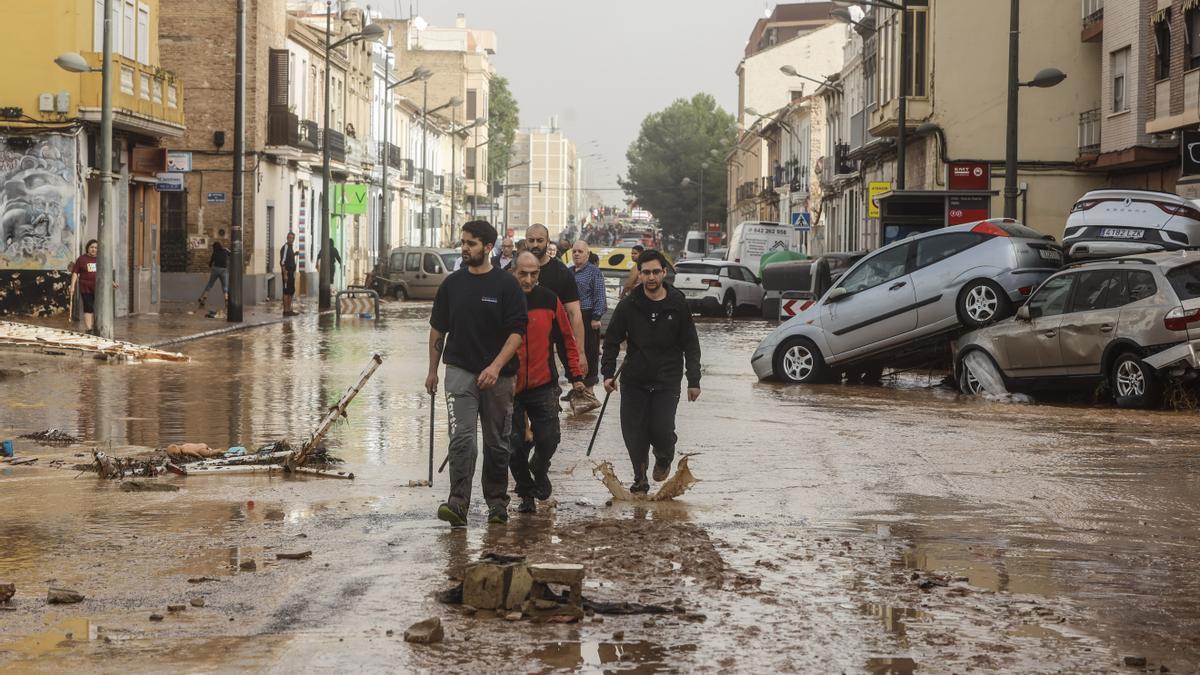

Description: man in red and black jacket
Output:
[511,251,586,513]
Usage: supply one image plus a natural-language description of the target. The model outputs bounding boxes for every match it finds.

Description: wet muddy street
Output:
[3,304,1200,673]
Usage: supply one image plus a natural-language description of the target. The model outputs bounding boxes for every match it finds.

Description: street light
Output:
[57,14,114,337]
[779,65,844,93]
[379,63,432,267]
[1003,0,1065,218]
[419,93,462,246]
[318,5,383,311]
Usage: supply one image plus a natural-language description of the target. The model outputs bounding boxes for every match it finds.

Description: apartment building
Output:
[507,121,580,240]
[0,0,185,317]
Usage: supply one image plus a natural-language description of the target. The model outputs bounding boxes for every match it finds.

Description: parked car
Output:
[954,251,1200,408]
[680,231,708,261]
[1062,189,1200,261]
[708,247,729,260]
[751,219,1062,383]
[762,252,865,320]
[674,260,764,317]
[366,246,459,300]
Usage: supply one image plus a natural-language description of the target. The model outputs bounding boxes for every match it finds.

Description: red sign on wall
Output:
[948,162,990,191]
[947,195,991,225]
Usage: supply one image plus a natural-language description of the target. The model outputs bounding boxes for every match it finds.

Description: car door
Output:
[1057,269,1127,376]
[418,252,447,298]
[994,273,1075,377]
[403,252,425,298]
[725,266,748,306]
[738,266,763,308]
[910,232,988,328]
[387,251,406,290]
[821,242,917,358]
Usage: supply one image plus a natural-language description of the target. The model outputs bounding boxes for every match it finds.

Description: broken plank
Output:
[184,464,285,476]
[289,353,382,468]
[290,466,355,480]
[189,450,292,468]
[275,550,313,560]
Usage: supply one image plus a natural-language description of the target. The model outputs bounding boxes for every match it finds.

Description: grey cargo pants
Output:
[444,365,515,510]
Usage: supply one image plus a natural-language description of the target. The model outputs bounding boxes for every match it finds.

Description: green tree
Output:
[619,93,736,246]
[487,76,520,197]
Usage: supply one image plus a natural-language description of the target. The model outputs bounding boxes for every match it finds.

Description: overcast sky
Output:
[375,0,786,199]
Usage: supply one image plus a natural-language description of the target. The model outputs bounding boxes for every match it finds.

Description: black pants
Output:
[619,381,680,480]
[581,309,600,387]
[509,383,561,499]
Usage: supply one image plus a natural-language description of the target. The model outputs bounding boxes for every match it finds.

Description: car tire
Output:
[722,292,736,319]
[773,338,828,384]
[1111,352,1161,409]
[957,280,1012,329]
[957,358,986,395]
[393,286,408,301]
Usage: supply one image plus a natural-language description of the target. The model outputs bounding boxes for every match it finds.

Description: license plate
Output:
[1100,228,1144,239]
[1038,248,1061,261]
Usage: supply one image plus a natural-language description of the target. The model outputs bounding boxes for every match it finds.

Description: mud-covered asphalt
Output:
[2,303,1199,673]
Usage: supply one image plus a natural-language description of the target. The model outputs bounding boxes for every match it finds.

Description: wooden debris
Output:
[275,551,312,560]
[47,588,84,604]
[290,466,354,480]
[120,481,180,492]
[287,353,383,469]
[184,464,284,476]
[18,429,79,444]
[2,457,37,466]
[0,320,188,362]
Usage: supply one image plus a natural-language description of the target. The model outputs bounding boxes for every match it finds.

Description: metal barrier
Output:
[336,288,381,323]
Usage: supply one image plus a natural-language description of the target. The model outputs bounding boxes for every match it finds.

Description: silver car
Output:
[954,251,1200,408]
[1063,189,1200,261]
[751,219,1062,383]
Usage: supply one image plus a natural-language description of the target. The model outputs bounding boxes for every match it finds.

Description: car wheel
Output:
[1111,352,1161,409]
[957,280,1012,329]
[773,338,827,384]
[722,293,736,319]
[958,360,985,395]
[393,286,408,301]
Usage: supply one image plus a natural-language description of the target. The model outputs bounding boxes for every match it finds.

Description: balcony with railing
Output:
[319,129,346,163]
[78,52,184,134]
[1081,0,1103,42]
[1078,108,1100,157]
[378,141,404,171]
[267,107,319,153]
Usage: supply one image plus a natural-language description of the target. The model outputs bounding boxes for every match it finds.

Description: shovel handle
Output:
[586,366,622,457]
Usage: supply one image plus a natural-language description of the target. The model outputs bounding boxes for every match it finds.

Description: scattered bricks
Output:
[463,563,506,610]
[167,604,187,613]
[403,617,444,644]
[149,614,164,622]
[504,565,533,611]
[0,583,14,602]
[47,588,84,604]
[190,597,206,608]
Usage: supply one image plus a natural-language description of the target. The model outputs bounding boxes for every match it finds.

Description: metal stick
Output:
[586,366,622,457]
[428,389,435,485]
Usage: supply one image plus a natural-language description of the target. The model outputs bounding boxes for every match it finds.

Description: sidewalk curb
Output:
[147,310,335,349]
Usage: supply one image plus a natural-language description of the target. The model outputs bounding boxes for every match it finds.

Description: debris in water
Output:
[403,617,444,644]
[120,480,180,492]
[275,551,312,561]
[592,455,699,501]
[18,429,80,444]
[0,583,14,602]
[166,443,224,460]
[407,479,432,487]
[190,597,206,607]
[47,588,84,604]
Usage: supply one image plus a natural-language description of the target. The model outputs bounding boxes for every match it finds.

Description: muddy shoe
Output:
[630,478,650,494]
[487,505,509,524]
[534,472,553,501]
[517,496,536,513]
[652,459,672,482]
[437,502,467,528]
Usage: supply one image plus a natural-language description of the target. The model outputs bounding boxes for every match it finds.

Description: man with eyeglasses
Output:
[492,236,515,271]
[601,249,702,494]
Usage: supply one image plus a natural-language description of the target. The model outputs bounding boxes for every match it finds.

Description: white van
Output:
[729,221,793,272]
[681,230,707,260]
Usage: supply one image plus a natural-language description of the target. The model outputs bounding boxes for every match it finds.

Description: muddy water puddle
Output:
[528,638,686,673]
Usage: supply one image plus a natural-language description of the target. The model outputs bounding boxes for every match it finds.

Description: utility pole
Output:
[378,42,390,268]
[896,0,909,190]
[319,1,334,310]
[1003,0,1020,219]
[420,79,428,246]
[228,0,246,322]
[450,105,457,232]
[96,0,116,339]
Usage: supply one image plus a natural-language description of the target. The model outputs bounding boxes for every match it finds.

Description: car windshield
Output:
[686,238,705,253]
[676,263,720,275]
[1167,262,1200,300]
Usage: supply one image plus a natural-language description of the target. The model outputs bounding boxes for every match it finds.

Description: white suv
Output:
[1063,189,1200,261]
[674,260,764,317]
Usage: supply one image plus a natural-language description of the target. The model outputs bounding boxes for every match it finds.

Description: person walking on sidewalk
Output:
[601,249,702,494]
[570,239,605,411]
[68,239,98,333]
[426,220,527,527]
[510,251,586,513]
[280,232,298,316]
[198,239,230,309]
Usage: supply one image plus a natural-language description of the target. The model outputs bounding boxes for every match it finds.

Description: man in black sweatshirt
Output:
[601,249,702,494]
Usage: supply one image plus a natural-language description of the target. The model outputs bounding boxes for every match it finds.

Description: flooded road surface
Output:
[2,304,1200,672]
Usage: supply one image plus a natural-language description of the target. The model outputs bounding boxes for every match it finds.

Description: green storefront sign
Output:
[334,183,369,215]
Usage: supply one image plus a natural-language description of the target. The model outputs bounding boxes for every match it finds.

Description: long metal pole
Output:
[895,0,909,191]
[450,107,457,232]
[420,80,428,246]
[95,0,115,339]
[472,123,479,217]
[378,45,390,267]
[1003,0,1020,219]
[319,2,333,311]
[228,0,245,322]
[699,164,705,229]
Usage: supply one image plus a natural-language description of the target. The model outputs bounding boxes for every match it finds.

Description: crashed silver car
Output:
[954,251,1200,408]
[752,219,1061,383]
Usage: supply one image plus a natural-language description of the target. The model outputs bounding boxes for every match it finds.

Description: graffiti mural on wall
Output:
[0,134,76,271]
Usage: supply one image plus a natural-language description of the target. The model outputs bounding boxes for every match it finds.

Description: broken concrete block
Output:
[529,563,585,586]
[190,597,205,608]
[238,560,257,572]
[504,565,533,611]
[167,604,186,613]
[463,563,505,610]
[403,617,444,644]
[0,583,14,602]
[47,588,84,604]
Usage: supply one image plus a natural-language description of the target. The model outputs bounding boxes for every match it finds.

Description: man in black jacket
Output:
[601,249,702,493]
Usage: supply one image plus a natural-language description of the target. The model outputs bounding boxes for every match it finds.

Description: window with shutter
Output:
[137,3,149,64]
[269,49,290,108]
[466,89,477,120]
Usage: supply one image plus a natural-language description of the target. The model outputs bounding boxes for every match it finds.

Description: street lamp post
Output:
[418,93,462,246]
[379,63,431,266]
[228,0,246,322]
[318,4,383,311]
[55,13,114,338]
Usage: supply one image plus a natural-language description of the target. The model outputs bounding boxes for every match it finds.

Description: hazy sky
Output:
[375,0,785,198]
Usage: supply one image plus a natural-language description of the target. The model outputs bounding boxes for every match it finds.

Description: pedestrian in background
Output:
[525,224,586,372]
[546,242,559,260]
[280,232,298,316]
[426,220,527,527]
[602,249,702,494]
[198,238,230,310]
[492,236,515,271]
[68,238,98,333]
[510,251,586,513]
[570,239,605,410]
[620,244,644,299]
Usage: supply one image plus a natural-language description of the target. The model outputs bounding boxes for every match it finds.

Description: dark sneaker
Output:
[437,502,467,528]
[517,496,536,513]
[560,389,574,402]
[630,478,650,494]
[487,504,509,524]
[534,472,553,501]
[652,459,672,482]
